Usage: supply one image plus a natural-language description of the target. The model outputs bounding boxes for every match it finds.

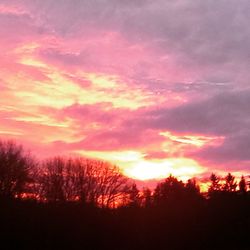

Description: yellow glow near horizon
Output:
[123,158,204,181]
[76,150,204,181]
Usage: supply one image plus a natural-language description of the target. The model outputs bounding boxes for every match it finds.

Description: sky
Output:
[1,0,250,182]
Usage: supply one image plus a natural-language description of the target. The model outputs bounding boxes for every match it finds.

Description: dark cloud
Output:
[193,132,250,162]
[137,89,250,136]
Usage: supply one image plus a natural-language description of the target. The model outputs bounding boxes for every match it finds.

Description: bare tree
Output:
[0,140,34,199]
[78,159,131,208]
[36,157,131,207]
[38,157,66,202]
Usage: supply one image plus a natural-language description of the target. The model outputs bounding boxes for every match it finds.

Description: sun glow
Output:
[123,158,204,181]
[76,150,203,181]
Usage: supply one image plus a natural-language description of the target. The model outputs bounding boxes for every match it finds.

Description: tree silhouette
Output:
[153,175,186,205]
[239,175,247,194]
[141,187,152,208]
[38,157,67,202]
[37,157,131,207]
[223,173,237,193]
[185,178,200,194]
[0,140,34,199]
[185,178,201,201]
[78,159,131,208]
[128,183,141,207]
[208,173,221,197]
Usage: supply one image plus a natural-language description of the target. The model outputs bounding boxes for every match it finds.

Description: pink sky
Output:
[1,0,250,182]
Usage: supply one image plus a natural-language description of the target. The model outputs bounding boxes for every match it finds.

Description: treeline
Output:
[1,140,250,249]
[1,140,249,206]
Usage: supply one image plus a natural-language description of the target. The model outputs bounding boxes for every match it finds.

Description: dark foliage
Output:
[1,188,250,250]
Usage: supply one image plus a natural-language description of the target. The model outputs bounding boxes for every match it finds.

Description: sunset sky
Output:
[1,0,250,182]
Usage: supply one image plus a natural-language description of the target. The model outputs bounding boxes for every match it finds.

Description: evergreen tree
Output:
[223,173,237,193]
[239,175,247,194]
[208,173,222,198]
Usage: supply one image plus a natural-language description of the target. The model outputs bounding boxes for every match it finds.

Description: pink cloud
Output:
[1,0,250,180]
